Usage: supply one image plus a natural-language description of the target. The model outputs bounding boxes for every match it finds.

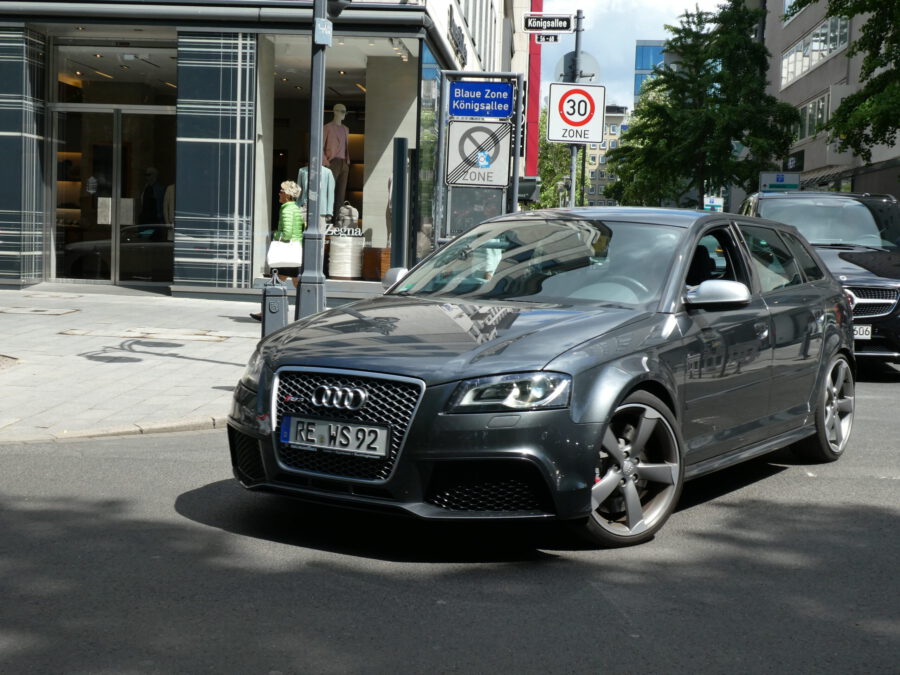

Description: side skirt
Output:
[684,426,815,481]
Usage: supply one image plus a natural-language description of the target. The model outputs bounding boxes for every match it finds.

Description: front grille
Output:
[229,427,266,484]
[275,369,423,481]
[426,461,554,514]
[849,286,899,319]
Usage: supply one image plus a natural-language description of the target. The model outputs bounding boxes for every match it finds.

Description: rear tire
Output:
[571,391,684,548]
[795,354,855,463]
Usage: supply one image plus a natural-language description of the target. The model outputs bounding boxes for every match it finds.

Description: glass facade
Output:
[0,28,46,282]
[635,44,664,71]
[0,6,467,290]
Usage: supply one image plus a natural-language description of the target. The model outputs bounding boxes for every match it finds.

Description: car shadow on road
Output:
[176,450,796,564]
[176,480,569,563]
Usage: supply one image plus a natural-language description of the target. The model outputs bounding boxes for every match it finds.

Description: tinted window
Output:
[739,225,803,293]
[781,231,825,281]
[394,219,684,306]
[756,196,893,248]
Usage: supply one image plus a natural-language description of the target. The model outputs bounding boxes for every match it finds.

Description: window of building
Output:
[599,156,606,164]
[609,140,618,149]
[589,154,597,163]
[635,44,664,70]
[781,17,849,87]
[588,185,596,194]
[794,92,829,140]
[598,140,607,149]
[609,124,618,135]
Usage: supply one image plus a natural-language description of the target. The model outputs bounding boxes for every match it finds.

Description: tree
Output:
[608,1,798,206]
[536,108,585,208]
[787,0,899,162]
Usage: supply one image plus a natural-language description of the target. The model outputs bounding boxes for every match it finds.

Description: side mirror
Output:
[684,279,751,306]
[382,267,408,290]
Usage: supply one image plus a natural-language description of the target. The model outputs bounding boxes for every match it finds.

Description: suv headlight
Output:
[447,372,571,413]
[240,349,264,390]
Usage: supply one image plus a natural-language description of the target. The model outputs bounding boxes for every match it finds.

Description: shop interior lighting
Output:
[94,70,114,79]
[339,70,346,76]
[94,53,103,58]
[355,82,366,93]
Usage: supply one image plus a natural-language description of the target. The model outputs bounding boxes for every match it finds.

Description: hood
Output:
[261,295,645,385]
[814,245,900,287]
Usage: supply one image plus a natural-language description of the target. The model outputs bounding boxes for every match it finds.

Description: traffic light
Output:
[327,0,352,18]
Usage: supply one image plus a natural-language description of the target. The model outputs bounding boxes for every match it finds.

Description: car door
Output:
[736,222,824,434]
[677,223,775,464]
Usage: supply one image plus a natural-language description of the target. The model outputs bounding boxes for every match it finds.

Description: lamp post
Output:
[296,0,352,320]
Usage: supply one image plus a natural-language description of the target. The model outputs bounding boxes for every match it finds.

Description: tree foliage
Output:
[536,108,585,209]
[787,0,899,162]
[608,1,798,206]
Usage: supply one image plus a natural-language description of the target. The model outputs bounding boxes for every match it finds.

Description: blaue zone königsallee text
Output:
[448,82,514,118]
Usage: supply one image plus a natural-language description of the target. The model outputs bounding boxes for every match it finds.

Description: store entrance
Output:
[53,108,176,284]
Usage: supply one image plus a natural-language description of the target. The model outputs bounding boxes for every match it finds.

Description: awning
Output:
[800,165,849,187]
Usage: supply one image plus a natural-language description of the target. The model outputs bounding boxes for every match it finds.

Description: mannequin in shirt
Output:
[323,103,350,222]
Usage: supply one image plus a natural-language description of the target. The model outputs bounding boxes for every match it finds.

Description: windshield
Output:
[758,197,899,249]
[391,218,684,306]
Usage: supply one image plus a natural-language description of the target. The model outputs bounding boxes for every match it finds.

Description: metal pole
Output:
[568,9,583,208]
[390,137,409,268]
[297,0,328,319]
[508,73,524,212]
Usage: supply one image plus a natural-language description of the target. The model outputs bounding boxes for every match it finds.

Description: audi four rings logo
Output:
[311,385,368,410]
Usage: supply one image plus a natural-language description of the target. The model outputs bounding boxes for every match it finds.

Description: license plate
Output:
[853,324,872,340]
[280,416,389,458]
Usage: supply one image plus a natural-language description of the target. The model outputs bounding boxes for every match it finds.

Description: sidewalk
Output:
[0,283,262,444]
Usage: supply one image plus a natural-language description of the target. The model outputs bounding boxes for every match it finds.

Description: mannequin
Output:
[296,157,335,228]
[323,103,350,221]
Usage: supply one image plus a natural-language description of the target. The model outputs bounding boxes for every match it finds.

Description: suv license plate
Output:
[853,324,872,340]
[280,416,389,457]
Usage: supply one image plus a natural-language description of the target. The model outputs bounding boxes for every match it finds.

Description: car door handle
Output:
[754,321,769,343]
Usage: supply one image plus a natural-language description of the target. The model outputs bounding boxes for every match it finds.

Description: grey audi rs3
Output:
[228,207,855,547]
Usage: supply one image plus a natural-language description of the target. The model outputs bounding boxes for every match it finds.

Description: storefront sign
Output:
[446,121,512,187]
[448,82,514,119]
[448,8,468,67]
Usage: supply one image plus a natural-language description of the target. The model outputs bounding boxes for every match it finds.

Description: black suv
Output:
[741,192,900,364]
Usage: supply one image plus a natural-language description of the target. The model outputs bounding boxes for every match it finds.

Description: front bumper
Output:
[852,311,900,361]
[227,379,602,521]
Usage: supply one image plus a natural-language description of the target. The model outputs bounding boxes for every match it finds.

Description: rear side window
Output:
[781,231,825,281]
[738,225,803,293]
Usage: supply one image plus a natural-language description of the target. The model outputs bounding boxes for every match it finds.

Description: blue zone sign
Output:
[449,81,514,118]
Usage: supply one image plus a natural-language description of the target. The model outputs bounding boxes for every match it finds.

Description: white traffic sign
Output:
[446,120,512,187]
[547,82,605,144]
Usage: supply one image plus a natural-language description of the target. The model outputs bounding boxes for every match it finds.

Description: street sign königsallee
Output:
[448,81,514,118]
[523,14,574,33]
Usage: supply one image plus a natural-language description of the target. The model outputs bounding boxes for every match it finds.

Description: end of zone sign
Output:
[547,82,605,144]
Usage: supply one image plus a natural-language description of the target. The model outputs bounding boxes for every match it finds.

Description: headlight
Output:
[239,349,264,390]
[447,372,571,413]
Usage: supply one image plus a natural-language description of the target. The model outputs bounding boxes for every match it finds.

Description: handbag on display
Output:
[266,238,303,268]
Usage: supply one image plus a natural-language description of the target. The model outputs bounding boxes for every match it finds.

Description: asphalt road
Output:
[1,369,899,674]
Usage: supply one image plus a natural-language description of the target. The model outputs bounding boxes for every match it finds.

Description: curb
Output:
[0,416,229,445]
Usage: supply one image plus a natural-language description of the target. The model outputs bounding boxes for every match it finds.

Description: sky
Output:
[538,0,724,108]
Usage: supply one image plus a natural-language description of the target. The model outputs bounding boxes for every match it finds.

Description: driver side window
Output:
[686,228,749,287]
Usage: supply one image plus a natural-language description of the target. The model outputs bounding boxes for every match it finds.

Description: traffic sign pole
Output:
[568,9,583,208]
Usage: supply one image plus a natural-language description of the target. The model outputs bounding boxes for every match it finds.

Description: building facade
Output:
[753,0,898,194]
[0,0,518,292]
[584,106,626,206]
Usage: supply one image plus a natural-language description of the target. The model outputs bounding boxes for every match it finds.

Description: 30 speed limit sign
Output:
[547,82,606,143]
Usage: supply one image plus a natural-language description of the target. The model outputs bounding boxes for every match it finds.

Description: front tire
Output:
[795,353,855,463]
[572,391,684,548]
